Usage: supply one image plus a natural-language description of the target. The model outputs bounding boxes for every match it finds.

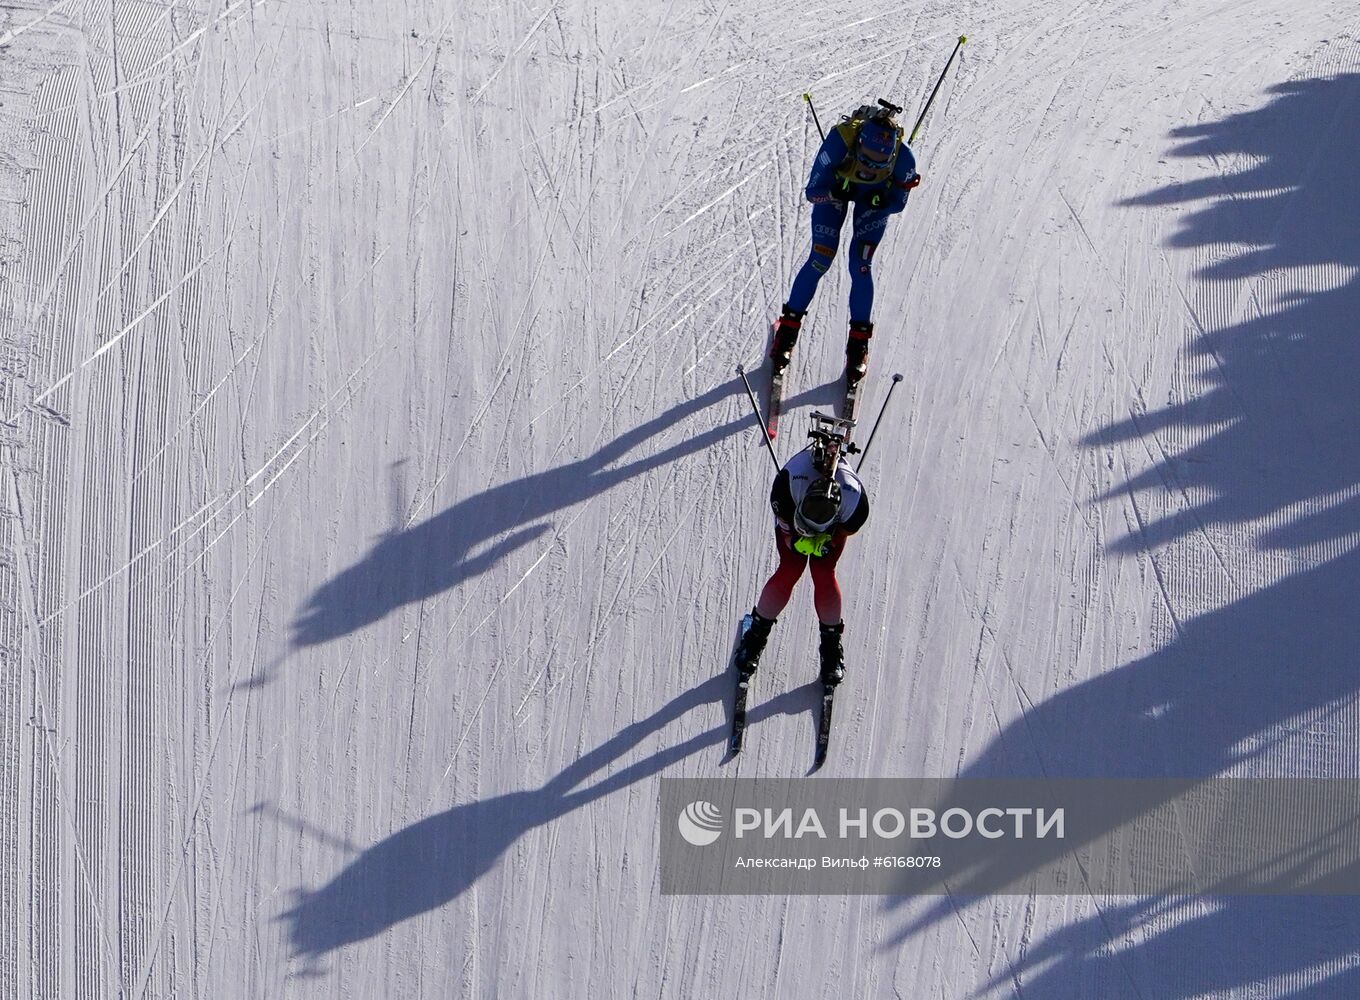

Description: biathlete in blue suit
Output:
[771,101,921,383]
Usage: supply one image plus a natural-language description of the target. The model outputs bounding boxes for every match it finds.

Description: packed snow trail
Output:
[1,0,1357,997]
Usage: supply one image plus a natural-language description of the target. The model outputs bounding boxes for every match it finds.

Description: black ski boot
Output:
[846,321,873,383]
[770,305,804,371]
[735,609,776,676]
[818,621,845,686]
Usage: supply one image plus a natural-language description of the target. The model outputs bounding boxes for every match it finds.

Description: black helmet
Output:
[795,477,842,535]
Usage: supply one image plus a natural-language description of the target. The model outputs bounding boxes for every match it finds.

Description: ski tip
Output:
[766,427,777,441]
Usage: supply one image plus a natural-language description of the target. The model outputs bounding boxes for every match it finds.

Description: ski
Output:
[729,614,755,753]
[840,374,863,429]
[765,307,803,439]
[731,673,751,753]
[766,365,786,439]
[813,680,836,770]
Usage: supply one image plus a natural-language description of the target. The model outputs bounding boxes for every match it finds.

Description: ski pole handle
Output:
[737,365,782,473]
[803,93,826,142]
[856,373,904,472]
[909,35,967,144]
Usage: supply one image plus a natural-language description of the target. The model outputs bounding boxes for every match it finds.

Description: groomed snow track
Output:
[2,1,1358,996]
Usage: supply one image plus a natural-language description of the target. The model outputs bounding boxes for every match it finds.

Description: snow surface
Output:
[2,0,1359,996]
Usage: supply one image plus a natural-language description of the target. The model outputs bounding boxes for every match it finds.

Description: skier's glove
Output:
[794,532,834,557]
[808,190,842,206]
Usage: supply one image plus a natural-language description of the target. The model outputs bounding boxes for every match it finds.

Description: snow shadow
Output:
[292,374,839,647]
[280,674,821,960]
[887,73,1360,997]
[1098,76,1360,559]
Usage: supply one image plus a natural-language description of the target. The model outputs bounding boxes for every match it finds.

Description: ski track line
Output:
[76,245,222,369]
[581,469,701,662]
[434,503,594,790]
[91,143,210,302]
[660,162,772,240]
[127,538,285,1000]
[1114,447,1185,639]
[22,89,275,422]
[158,341,397,588]
[266,94,380,144]
[399,233,464,551]
[213,40,287,148]
[783,36,943,105]
[96,0,263,101]
[996,651,1052,780]
[132,684,243,998]
[231,242,398,488]
[138,315,400,597]
[525,230,763,426]
[1057,187,1128,310]
[601,0,734,242]
[7,467,122,989]
[636,138,778,238]
[681,261,766,377]
[469,1,561,105]
[512,601,574,722]
[348,17,450,162]
[6,454,125,993]
[1133,412,1242,589]
[0,0,79,48]
[1017,397,1094,532]
[521,8,884,154]
[67,12,195,990]
[417,182,575,516]
[7,59,76,1000]
[1155,248,1254,420]
[236,164,297,421]
[130,341,258,481]
[22,87,176,374]
[109,2,204,989]
[91,42,273,305]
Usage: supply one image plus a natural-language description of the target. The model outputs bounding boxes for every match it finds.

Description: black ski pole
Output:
[802,93,826,141]
[909,35,967,143]
[737,364,781,473]
[856,373,904,472]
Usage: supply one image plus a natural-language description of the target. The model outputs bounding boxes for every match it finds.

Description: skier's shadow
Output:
[291,372,842,647]
[280,674,820,959]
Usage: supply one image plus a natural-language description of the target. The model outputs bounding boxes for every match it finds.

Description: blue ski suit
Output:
[786,126,918,324]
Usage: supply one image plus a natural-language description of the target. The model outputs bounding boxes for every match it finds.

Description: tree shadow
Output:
[886,73,1360,996]
[970,896,1360,999]
[292,372,841,647]
[1093,74,1360,557]
[280,674,822,961]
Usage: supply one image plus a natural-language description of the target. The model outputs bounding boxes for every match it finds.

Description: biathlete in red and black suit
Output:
[734,443,869,685]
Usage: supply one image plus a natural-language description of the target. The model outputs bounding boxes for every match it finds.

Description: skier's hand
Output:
[808,189,842,207]
[880,174,921,210]
[794,532,834,557]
